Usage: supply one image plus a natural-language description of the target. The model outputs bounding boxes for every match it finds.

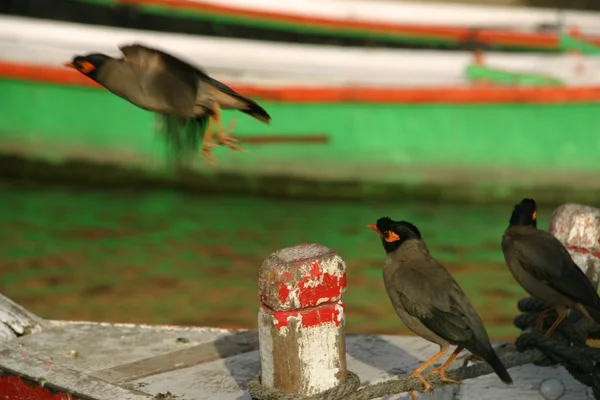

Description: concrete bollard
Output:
[257,243,347,395]
[549,203,600,288]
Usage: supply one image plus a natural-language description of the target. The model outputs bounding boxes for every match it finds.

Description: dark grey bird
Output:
[64,43,271,163]
[502,198,600,336]
[369,217,512,399]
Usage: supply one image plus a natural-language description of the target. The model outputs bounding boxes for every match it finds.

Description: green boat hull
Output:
[2,78,600,204]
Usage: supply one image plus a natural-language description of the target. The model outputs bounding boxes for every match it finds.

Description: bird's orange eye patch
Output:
[532,210,537,221]
[79,61,96,74]
[384,231,400,243]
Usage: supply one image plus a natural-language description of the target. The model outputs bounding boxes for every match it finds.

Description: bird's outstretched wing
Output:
[119,43,270,123]
[504,229,599,307]
[119,43,238,96]
[119,43,209,83]
[112,44,203,113]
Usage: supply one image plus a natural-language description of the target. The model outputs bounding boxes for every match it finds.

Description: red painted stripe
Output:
[566,245,600,260]
[0,61,101,88]
[115,0,597,49]
[4,60,600,104]
[266,301,344,331]
[0,376,70,400]
[476,30,557,48]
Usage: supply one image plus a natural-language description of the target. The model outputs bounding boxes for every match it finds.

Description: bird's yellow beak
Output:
[64,62,75,69]
[368,224,382,235]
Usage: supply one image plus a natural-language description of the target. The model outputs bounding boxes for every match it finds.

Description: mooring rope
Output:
[247,297,600,400]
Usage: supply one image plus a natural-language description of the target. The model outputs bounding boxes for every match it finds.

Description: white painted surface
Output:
[130,332,592,400]
[3,16,600,87]
[191,0,600,34]
[257,304,346,395]
[564,212,600,250]
[548,204,600,284]
[0,315,593,399]
[297,318,345,394]
[257,307,274,387]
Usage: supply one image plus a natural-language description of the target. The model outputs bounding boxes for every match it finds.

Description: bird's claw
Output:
[430,368,459,384]
[201,142,218,166]
[219,136,246,153]
[408,389,431,400]
[200,117,247,165]
[409,372,432,399]
[217,117,247,153]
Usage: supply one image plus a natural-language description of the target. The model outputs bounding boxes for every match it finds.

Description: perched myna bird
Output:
[502,198,600,336]
[369,218,512,398]
[64,43,271,163]
[369,217,512,398]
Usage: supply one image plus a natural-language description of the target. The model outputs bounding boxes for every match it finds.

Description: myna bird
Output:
[64,43,271,163]
[369,217,513,398]
[502,198,600,336]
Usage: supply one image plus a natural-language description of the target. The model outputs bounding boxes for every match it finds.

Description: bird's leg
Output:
[200,117,217,165]
[544,307,567,337]
[408,345,450,398]
[535,308,556,332]
[211,104,246,153]
[430,346,463,384]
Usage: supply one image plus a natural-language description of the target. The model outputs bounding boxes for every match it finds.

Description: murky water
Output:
[0,181,553,341]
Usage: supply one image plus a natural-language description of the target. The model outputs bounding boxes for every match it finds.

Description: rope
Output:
[248,350,545,400]
[514,297,600,393]
[247,296,600,400]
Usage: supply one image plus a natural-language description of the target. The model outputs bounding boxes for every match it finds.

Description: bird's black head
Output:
[64,53,110,79]
[509,198,537,228]
[368,217,422,253]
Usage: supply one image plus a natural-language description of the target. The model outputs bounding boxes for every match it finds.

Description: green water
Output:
[0,181,546,340]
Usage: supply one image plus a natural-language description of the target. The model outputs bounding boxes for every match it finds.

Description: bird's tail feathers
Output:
[234,96,270,124]
[482,348,513,385]
[206,76,270,123]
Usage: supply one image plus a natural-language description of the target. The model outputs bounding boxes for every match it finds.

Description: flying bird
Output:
[369,217,512,399]
[502,198,600,336]
[64,43,271,163]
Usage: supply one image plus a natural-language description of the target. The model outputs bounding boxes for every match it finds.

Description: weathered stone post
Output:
[549,203,600,288]
[257,243,347,395]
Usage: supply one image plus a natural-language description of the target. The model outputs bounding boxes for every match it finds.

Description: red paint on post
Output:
[258,243,347,319]
[309,260,321,277]
[0,376,70,400]
[277,284,291,306]
[567,245,600,260]
[269,302,344,331]
[297,272,347,308]
[258,244,348,394]
[274,259,346,309]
